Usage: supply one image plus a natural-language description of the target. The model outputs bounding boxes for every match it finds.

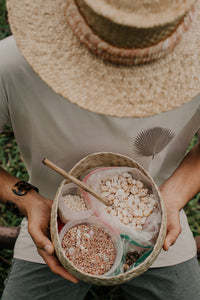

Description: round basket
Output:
[51,152,167,285]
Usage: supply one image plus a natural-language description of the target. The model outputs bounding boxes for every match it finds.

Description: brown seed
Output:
[61,223,116,276]
[124,264,130,272]
[126,259,132,265]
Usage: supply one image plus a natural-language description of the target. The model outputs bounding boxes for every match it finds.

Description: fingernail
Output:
[44,244,53,254]
[72,278,79,284]
[166,241,171,250]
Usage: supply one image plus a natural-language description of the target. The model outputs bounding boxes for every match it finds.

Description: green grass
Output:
[0,126,27,296]
[0,3,15,296]
[183,135,200,237]
[0,0,11,40]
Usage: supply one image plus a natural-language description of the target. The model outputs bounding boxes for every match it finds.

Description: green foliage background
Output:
[0,1,199,299]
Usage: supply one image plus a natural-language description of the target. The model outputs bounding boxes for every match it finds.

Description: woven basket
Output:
[51,152,167,285]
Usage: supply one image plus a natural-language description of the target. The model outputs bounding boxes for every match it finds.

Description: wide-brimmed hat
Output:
[6,0,200,117]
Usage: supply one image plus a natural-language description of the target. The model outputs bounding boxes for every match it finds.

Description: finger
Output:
[38,248,79,284]
[163,222,182,251]
[28,223,54,255]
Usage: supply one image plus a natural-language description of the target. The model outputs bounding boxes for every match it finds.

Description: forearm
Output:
[0,166,45,216]
[0,166,19,202]
[160,142,200,250]
[160,142,200,211]
[0,165,78,282]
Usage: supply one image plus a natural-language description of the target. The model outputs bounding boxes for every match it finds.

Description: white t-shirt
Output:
[0,36,199,267]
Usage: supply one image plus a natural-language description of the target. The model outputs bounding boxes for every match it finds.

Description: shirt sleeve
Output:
[0,75,10,133]
[196,103,200,142]
[197,128,200,142]
[0,38,11,133]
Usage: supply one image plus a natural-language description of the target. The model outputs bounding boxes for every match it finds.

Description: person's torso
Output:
[0,36,199,267]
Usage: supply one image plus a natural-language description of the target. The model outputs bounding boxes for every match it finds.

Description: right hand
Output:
[23,191,79,283]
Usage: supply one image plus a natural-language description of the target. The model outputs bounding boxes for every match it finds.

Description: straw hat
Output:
[7,0,200,117]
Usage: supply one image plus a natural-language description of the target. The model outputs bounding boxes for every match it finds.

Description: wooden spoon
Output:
[42,158,111,206]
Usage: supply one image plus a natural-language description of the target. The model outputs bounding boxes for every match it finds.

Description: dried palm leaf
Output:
[133,127,175,159]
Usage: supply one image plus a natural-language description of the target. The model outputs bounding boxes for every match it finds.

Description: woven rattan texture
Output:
[51,152,167,285]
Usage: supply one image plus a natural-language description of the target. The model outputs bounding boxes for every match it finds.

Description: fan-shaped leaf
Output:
[133,127,175,158]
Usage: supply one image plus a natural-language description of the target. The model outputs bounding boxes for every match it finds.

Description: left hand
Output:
[159,143,200,250]
[159,186,182,251]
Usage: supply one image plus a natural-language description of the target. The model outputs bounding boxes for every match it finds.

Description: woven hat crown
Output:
[65,0,196,64]
[82,0,196,27]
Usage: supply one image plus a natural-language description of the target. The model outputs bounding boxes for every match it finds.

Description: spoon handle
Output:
[42,158,111,206]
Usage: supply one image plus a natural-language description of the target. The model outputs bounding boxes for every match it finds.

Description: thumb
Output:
[163,221,182,251]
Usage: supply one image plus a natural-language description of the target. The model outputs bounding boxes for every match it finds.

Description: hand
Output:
[24,192,78,283]
[0,166,78,283]
[162,205,182,251]
[158,144,200,250]
[159,186,182,251]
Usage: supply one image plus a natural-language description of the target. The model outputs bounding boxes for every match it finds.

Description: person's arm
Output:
[0,166,78,283]
[159,143,200,251]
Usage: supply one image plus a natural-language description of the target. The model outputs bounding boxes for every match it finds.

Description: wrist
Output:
[159,181,185,212]
[6,181,40,217]
[12,181,39,196]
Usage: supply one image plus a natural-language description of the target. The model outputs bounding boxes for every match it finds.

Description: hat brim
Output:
[7,0,200,117]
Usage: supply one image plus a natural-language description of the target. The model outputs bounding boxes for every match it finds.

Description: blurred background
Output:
[0,0,199,298]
